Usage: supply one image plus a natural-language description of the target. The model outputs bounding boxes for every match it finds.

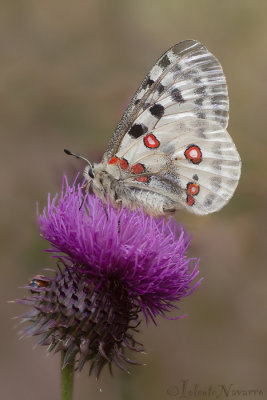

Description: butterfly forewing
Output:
[103,40,240,215]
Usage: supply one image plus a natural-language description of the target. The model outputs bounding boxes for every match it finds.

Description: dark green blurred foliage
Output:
[2,1,267,399]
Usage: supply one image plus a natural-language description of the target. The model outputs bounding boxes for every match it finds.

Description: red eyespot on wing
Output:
[131,163,145,174]
[136,176,148,182]
[120,158,129,170]
[186,182,199,206]
[131,163,148,182]
[144,133,160,149]
[187,183,200,196]
[108,156,119,165]
[187,195,195,206]
[184,145,202,164]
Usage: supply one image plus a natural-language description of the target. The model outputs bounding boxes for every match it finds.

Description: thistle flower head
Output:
[17,175,201,377]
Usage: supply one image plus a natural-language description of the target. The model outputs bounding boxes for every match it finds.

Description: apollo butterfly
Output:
[65,40,241,216]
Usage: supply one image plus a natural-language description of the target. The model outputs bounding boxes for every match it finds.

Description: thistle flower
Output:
[17,175,201,378]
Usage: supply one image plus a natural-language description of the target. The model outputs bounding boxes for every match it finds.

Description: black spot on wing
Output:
[158,54,171,68]
[171,88,184,103]
[211,177,222,190]
[134,99,140,105]
[193,76,201,84]
[143,78,154,89]
[157,83,165,94]
[212,159,222,171]
[197,112,206,119]
[149,103,165,119]
[214,109,228,118]
[193,174,199,181]
[195,86,206,95]
[213,143,222,156]
[211,94,226,104]
[171,64,182,74]
[204,195,215,208]
[128,123,148,139]
[195,98,204,106]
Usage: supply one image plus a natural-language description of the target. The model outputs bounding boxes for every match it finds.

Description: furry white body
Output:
[84,164,176,216]
[82,40,241,216]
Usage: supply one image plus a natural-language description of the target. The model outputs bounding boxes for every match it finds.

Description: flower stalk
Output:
[61,351,74,400]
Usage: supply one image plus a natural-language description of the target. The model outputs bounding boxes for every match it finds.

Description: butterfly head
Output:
[84,164,95,180]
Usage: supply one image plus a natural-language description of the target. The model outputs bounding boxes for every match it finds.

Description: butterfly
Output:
[65,40,241,216]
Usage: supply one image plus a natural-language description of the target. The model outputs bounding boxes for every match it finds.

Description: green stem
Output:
[61,352,75,400]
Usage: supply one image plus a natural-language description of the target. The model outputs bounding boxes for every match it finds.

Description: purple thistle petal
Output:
[38,175,201,320]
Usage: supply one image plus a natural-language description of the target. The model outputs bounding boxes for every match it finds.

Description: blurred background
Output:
[1,1,267,399]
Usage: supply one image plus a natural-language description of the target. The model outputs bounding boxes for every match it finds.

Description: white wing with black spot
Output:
[104,40,241,215]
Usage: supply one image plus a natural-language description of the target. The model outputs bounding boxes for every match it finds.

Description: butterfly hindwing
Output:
[104,40,240,215]
[158,120,240,214]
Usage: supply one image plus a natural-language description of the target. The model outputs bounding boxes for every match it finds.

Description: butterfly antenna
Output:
[64,149,93,169]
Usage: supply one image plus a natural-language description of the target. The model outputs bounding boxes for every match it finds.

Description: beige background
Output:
[1,1,267,399]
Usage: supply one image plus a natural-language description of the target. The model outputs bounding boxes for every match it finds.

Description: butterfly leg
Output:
[102,203,109,220]
[115,199,123,233]
[79,182,90,211]
[81,181,88,190]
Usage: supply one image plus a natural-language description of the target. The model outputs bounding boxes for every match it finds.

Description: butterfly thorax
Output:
[84,162,121,206]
